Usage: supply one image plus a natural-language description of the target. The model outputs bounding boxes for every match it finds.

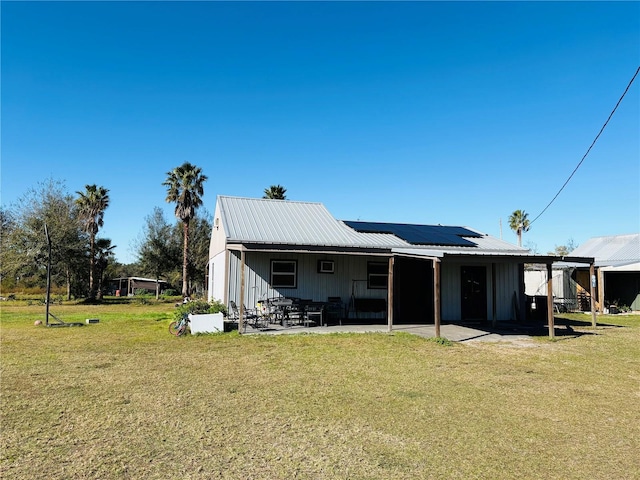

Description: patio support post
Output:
[597,267,605,314]
[590,263,597,327]
[239,250,245,334]
[387,256,394,333]
[434,259,441,338]
[491,263,497,328]
[546,263,555,339]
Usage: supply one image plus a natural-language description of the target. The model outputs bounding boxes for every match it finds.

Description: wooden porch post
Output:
[546,263,555,339]
[590,263,597,327]
[239,250,245,334]
[434,259,441,338]
[387,256,394,333]
[597,267,605,314]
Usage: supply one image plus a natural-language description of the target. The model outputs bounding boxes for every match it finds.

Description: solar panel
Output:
[343,221,481,247]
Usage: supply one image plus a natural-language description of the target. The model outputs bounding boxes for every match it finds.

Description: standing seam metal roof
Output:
[217,196,527,253]
[568,234,640,267]
[218,196,409,248]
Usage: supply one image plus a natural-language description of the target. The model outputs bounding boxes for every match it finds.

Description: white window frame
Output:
[271,260,298,288]
[367,261,388,289]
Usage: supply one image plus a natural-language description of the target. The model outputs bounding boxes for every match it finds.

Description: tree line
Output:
[1,162,211,300]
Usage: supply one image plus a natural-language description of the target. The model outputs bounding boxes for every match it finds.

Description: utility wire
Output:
[529,65,640,226]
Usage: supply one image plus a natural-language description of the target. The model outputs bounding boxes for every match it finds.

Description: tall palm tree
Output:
[263,185,287,200]
[508,209,530,247]
[163,162,208,296]
[75,184,110,299]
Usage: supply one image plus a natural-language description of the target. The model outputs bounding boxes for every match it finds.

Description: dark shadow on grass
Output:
[460,317,608,339]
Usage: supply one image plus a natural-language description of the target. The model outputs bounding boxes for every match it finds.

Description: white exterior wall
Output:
[227,250,388,310]
[208,251,227,303]
[207,203,229,302]
[524,269,573,298]
[441,259,521,322]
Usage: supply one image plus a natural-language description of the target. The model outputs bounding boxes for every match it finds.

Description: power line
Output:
[529,66,640,226]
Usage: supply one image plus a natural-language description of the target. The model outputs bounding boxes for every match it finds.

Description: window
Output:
[271,260,297,288]
[317,260,335,274]
[368,261,388,289]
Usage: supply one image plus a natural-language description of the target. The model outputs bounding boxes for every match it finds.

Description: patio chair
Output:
[326,297,344,325]
[230,301,262,331]
[305,302,324,327]
[286,302,306,327]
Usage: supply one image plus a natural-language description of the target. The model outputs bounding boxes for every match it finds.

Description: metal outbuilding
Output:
[555,234,640,312]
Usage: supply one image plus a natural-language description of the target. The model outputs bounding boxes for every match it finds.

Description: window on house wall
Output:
[367,261,388,289]
[271,260,297,288]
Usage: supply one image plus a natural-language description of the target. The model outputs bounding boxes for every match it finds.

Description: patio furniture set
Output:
[230,297,345,331]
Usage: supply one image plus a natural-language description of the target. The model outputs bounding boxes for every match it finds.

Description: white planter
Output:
[188,313,224,334]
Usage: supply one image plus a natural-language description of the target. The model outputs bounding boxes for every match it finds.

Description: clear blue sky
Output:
[2,1,639,264]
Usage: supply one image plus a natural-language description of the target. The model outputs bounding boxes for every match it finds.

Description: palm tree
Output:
[75,184,110,299]
[263,185,287,200]
[94,238,116,300]
[163,162,208,296]
[508,209,530,247]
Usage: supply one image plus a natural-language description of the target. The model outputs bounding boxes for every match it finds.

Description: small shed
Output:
[109,277,170,296]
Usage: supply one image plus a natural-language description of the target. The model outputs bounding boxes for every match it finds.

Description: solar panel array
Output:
[343,221,482,247]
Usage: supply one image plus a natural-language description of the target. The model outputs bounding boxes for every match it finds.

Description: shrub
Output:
[173,299,228,322]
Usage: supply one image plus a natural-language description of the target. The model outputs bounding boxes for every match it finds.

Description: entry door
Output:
[461,266,487,321]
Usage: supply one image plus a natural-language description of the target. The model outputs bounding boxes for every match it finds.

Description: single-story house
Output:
[556,234,640,312]
[207,196,595,336]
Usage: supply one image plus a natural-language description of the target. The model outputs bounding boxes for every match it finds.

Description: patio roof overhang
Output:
[229,241,596,266]
[227,242,393,256]
[391,247,595,265]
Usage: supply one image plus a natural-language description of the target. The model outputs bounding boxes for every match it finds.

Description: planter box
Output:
[188,313,224,334]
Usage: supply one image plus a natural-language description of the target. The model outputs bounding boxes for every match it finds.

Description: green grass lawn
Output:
[1,301,639,479]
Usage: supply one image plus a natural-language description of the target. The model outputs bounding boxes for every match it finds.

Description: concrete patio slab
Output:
[242,322,537,344]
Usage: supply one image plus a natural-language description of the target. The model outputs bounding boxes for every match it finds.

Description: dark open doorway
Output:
[461,266,487,322]
[393,257,434,324]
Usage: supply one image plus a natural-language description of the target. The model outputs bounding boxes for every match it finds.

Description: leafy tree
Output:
[508,209,530,247]
[75,184,110,299]
[263,185,287,200]
[547,239,578,257]
[0,207,17,289]
[136,207,181,299]
[163,162,208,296]
[3,179,87,298]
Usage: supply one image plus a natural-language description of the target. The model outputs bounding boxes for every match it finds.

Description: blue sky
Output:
[2,1,639,264]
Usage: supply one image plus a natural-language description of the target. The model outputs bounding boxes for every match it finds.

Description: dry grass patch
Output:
[2,304,639,479]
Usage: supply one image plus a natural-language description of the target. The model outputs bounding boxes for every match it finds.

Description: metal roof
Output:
[566,234,640,268]
[218,196,409,249]
[217,196,530,257]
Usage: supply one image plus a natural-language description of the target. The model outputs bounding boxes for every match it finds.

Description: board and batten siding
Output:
[441,259,521,322]
[227,251,389,309]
